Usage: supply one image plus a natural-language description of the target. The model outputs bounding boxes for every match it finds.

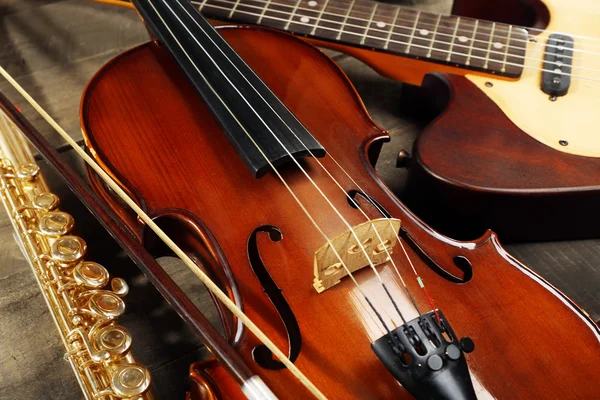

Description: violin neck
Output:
[132,0,325,177]
[197,0,528,78]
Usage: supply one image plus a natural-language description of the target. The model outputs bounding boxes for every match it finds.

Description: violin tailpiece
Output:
[372,309,477,400]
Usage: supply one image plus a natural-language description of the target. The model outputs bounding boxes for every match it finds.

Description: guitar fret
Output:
[228,0,242,18]
[313,0,346,41]
[384,8,400,50]
[465,20,479,66]
[429,15,456,61]
[284,0,301,30]
[446,17,460,61]
[197,0,209,12]
[257,0,272,24]
[483,22,496,69]
[262,0,296,31]
[224,0,268,24]
[288,0,323,34]
[360,4,378,45]
[362,3,396,49]
[194,0,527,77]
[501,25,513,73]
[427,14,442,58]
[336,0,355,41]
[405,11,421,54]
[310,0,329,35]
[410,12,439,59]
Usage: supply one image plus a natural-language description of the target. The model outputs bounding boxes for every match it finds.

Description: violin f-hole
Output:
[347,190,392,218]
[347,190,473,283]
[247,225,302,370]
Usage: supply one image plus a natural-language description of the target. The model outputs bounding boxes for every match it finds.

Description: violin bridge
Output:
[313,218,401,293]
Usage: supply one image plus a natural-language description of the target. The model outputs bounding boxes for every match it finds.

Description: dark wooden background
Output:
[0,0,598,399]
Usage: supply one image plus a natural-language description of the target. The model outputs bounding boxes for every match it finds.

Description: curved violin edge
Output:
[146,209,244,342]
[80,22,600,398]
[85,162,247,344]
[489,232,600,336]
[360,135,600,335]
[188,361,226,400]
[86,164,145,241]
[82,54,251,345]
[80,46,153,224]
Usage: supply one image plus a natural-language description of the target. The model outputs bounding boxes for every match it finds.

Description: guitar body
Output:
[405,72,600,242]
[399,0,600,241]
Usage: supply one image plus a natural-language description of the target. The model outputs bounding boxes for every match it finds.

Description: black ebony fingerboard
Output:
[133,0,325,177]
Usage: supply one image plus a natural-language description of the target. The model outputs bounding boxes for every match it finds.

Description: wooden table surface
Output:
[0,1,598,399]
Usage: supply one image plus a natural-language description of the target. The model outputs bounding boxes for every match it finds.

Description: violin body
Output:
[81,25,599,399]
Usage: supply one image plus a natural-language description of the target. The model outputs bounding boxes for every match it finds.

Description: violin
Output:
[70,0,598,398]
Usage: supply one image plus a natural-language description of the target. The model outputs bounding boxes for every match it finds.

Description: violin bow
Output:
[0,68,307,399]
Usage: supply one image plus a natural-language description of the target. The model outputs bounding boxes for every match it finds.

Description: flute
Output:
[0,108,152,400]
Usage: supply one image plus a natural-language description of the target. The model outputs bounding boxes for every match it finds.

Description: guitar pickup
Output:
[541,33,574,97]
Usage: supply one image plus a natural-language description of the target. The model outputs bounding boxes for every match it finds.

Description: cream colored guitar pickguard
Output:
[467,0,600,157]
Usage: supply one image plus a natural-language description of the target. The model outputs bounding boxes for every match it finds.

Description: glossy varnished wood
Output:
[81,26,599,399]
[404,73,600,241]
[396,0,600,241]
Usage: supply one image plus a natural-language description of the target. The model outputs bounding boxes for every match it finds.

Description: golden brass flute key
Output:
[0,109,152,400]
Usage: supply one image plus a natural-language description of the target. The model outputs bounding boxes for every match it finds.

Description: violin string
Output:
[168,0,409,326]
[176,0,427,323]
[0,65,328,400]
[153,0,401,332]
[189,1,600,82]
[193,0,600,62]
[196,0,432,316]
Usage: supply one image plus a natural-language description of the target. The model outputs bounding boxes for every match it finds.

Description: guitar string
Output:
[201,0,597,71]
[2,1,579,397]
[164,0,595,335]
[315,0,600,46]
[188,1,600,82]
[164,0,415,326]
[226,0,600,51]
[174,0,430,319]
[192,0,600,61]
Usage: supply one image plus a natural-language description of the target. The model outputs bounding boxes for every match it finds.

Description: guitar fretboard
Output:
[195,0,528,77]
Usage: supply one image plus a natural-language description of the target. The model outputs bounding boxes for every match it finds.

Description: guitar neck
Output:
[194,0,528,78]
